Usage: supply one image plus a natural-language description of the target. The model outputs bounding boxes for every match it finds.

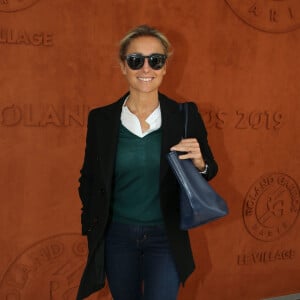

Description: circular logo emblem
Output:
[0,0,41,12]
[243,173,300,242]
[225,0,300,33]
[0,233,112,299]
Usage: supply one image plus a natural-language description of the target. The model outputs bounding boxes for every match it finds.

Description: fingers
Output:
[170,138,206,170]
[170,138,200,154]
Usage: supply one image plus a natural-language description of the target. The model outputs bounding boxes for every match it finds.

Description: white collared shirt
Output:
[121,99,162,138]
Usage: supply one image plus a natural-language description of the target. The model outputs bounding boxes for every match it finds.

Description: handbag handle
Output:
[180,103,188,139]
[178,102,209,175]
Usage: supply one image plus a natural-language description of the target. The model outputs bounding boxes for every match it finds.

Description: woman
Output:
[77,25,218,300]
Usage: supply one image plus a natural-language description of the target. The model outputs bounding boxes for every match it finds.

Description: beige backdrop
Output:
[0,1,300,299]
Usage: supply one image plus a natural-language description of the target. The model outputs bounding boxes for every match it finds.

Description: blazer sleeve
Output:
[187,102,218,181]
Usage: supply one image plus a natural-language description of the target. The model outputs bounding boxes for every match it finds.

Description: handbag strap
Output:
[179,102,188,138]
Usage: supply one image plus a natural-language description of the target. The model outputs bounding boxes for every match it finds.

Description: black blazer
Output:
[77,92,218,299]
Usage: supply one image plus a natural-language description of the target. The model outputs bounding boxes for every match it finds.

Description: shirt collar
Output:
[121,97,162,138]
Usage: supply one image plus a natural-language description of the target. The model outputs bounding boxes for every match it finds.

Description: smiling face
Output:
[120,36,167,96]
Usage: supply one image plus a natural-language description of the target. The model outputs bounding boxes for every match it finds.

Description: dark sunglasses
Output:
[125,53,167,70]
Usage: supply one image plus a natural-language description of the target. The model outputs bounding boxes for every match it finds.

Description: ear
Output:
[120,61,127,75]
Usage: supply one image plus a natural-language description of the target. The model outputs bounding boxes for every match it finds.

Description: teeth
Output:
[138,77,153,82]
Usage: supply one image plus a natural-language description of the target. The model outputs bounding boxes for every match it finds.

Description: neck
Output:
[126,91,159,115]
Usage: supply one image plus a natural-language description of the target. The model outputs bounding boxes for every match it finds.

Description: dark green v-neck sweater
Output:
[112,124,163,225]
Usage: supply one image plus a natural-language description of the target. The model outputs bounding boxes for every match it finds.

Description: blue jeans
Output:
[104,222,180,300]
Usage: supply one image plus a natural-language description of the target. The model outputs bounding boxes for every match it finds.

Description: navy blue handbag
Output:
[167,103,228,230]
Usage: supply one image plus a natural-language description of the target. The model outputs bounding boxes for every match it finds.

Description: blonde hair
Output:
[119,25,172,60]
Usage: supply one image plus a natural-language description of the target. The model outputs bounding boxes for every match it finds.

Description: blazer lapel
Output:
[95,95,126,189]
[159,94,183,183]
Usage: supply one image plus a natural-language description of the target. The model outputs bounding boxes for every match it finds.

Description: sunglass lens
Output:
[149,54,166,70]
[126,55,144,70]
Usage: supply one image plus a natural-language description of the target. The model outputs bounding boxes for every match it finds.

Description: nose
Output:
[141,58,151,72]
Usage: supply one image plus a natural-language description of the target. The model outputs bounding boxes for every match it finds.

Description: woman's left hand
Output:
[170,138,206,171]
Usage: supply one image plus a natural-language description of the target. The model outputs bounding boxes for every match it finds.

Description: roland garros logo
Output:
[0,234,87,299]
[0,233,112,299]
[0,0,41,12]
[243,173,300,242]
[225,0,300,33]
